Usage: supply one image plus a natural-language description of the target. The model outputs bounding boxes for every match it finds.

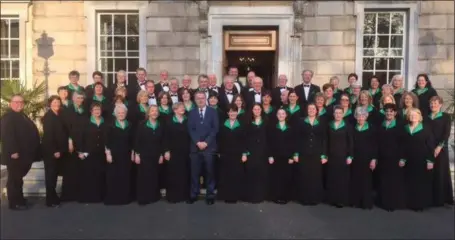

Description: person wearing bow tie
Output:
[155,70,170,94]
[108,70,128,101]
[272,74,293,108]
[227,66,244,94]
[127,67,147,103]
[219,75,238,114]
[145,80,157,106]
[168,78,180,104]
[294,69,321,111]
[208,74,220,93]
[195,74,214,103]
[245,76,265,110]
[178,75,195,99]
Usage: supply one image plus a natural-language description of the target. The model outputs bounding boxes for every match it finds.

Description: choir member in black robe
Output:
[350,107,378,209]
[412,73,438,118]
[113,86,130,108]
[181,88,196,114]
[163,103,191,203]
[284,90,303,129]
[358,90,380,126]
[398,91,419,123]
[133,105,165,205]
[243,104,269,203]
[314,93,330,124]
[158,91,172,123]
[428,96,454,206]
[339,93,355,125]
[329,76,343,101]
[294,103,327,205]
[107,70,128,102]
[261,91,276,125]
[61,91,88,202]
[41,96,69,207]
[400,108,435,211]
[377,103,406,211]
[130,90,149,132]
[208,92,225,127]
[84,82,111,120]
[57,86,71,109]
[217,104,247,203]
[65,70,85,100]
[343,73,358,95]
[279,89,290,107]
[326,106,354,208]
[390,74,405,106]
[268,108,297,204]
[271,74,293,108]
[85,71,109,100]
[1,95,41,210]
[78,103,107,203]
[323,83,337,121]
[178,75,195,100]
[104,104,133,205]
[350,83,362,110]
[368,76,382,109]
[232,94,247,124]
[378,94,396,123]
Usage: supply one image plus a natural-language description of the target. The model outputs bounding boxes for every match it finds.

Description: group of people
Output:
[1,66,453,213]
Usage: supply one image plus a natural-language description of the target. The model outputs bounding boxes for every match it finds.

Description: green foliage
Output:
[0,80,47,121]
[444,88,455,122]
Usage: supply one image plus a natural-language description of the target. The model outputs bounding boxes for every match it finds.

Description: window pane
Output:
[113,37,126,50]
[375,48,388,57]
[114,51,126,57]
[364,13,376,34]
[113,15,126,35]
[128,51,139,57]
[363,49,374,56]
[0,40,8,58]
[391,13,404,34]
[10,19,19,38]
[0,19,8,38]
[0,60,10,79]
[100,51,112,57]
[10,40,19,58]
[100,58,114,72]
[388,58,402,71]
[374,72,388,86]
[377,13,390,34]
[391,36,403,48]
[114,58,126,71]
[127,15,139,35]
[99,15,112,35]
[127,58,139,71]
[127,37,139,51]
[363,58,374,70]
[390,49,402,56]
[362,72,373,87]
[363,36,375,48]
[375,58,388,70]
[11,60,19,79]
[100,36,111,51]
[378,36,389,48]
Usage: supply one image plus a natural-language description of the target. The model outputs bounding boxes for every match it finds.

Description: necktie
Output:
[170,93,178,97]
[139,81,145,86]
[199,108,204,122]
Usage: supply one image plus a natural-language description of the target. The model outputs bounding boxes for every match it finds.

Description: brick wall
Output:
[32,1,86,95]
[301,1,356,88]
[146,1,200,87]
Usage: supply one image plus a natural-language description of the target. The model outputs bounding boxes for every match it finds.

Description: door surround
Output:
[205,6,299,86]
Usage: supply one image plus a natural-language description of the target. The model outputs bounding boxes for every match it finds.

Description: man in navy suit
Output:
[187,89,219,205]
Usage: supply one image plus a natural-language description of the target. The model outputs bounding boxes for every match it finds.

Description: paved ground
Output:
[1,198,453,239]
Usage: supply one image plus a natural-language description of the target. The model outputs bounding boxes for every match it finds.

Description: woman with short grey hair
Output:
[350,106,378,209]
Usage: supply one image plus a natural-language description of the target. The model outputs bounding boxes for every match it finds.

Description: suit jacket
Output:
[271,86,293,108]
[218,87,238,114]
[294,83,321,109]
[127,80,145,102]
[245,87,266,110]
[187,106,219,153]
[155,82,170,96]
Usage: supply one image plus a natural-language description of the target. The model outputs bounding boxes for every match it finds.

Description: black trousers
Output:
[6,159,32,207]
[44,157,61,205]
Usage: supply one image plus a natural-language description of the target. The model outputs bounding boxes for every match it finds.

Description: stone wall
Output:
[300,1,356,88]
[32,1,86,95]
[146,1,200,87]
[418,1,454,91]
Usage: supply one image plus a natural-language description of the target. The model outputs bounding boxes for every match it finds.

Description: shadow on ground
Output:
[1,197,454,239]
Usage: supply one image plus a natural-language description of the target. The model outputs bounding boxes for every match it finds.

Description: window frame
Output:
[1,15,21,81]
[84,1,147,86]
[354,1,418,90]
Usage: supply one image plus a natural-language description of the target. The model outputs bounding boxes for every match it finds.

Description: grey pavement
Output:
[1,198,454,239]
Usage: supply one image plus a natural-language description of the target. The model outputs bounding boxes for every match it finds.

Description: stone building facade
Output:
[1,0,453,93]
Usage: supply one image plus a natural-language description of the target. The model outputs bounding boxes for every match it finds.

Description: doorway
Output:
[223,26,278,89]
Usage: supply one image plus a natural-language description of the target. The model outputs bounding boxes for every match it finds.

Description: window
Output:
[361,11,406,86]
[0,16,20,80]
[97,12,139,86]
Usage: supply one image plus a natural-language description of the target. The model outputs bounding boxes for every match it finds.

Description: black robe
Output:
[427,112,454,206]
[164,117,191,203]
[369,89,382,109]
[78,118,107,203]
[412,87,438,118]
[350,123,377,209]
[84,96,112,120]
[217,120,246,201]
[134,120,165,204]
[284,104,303,129]
[393,89,405,108]
[401,123,435,210]
[295,117,327,204]
[326,120,354,206]
[377,119,406,210]
[243,118,269,203]
[104,120,133,205]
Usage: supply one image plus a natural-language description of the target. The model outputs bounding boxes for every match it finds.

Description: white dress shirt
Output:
[303,84,311,100]
[254,91,262,103]
[199,106,207,119]
[148,95,157,105]
[225,89,234,103]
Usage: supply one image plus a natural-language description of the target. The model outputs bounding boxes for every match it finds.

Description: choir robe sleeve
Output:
[42,113,57,156]
[0,113,19,157]
[134,123,144,154]
[104,125,113,151]
[163,121,171,153]
[346,124,354,160]
[371,126,379,161]
[424,124,436,163]
[321,121,328,159]
[437,114,451,148]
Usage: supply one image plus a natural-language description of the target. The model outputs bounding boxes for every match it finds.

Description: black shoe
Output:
[186,198,197,204]
[9,204,28,211]
[206,199,215,205]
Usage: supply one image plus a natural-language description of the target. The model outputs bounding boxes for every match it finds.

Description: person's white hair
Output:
[223,75,235,83]
[354,106,369,118]
[351,82,362,89]
[114,103,128,116]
